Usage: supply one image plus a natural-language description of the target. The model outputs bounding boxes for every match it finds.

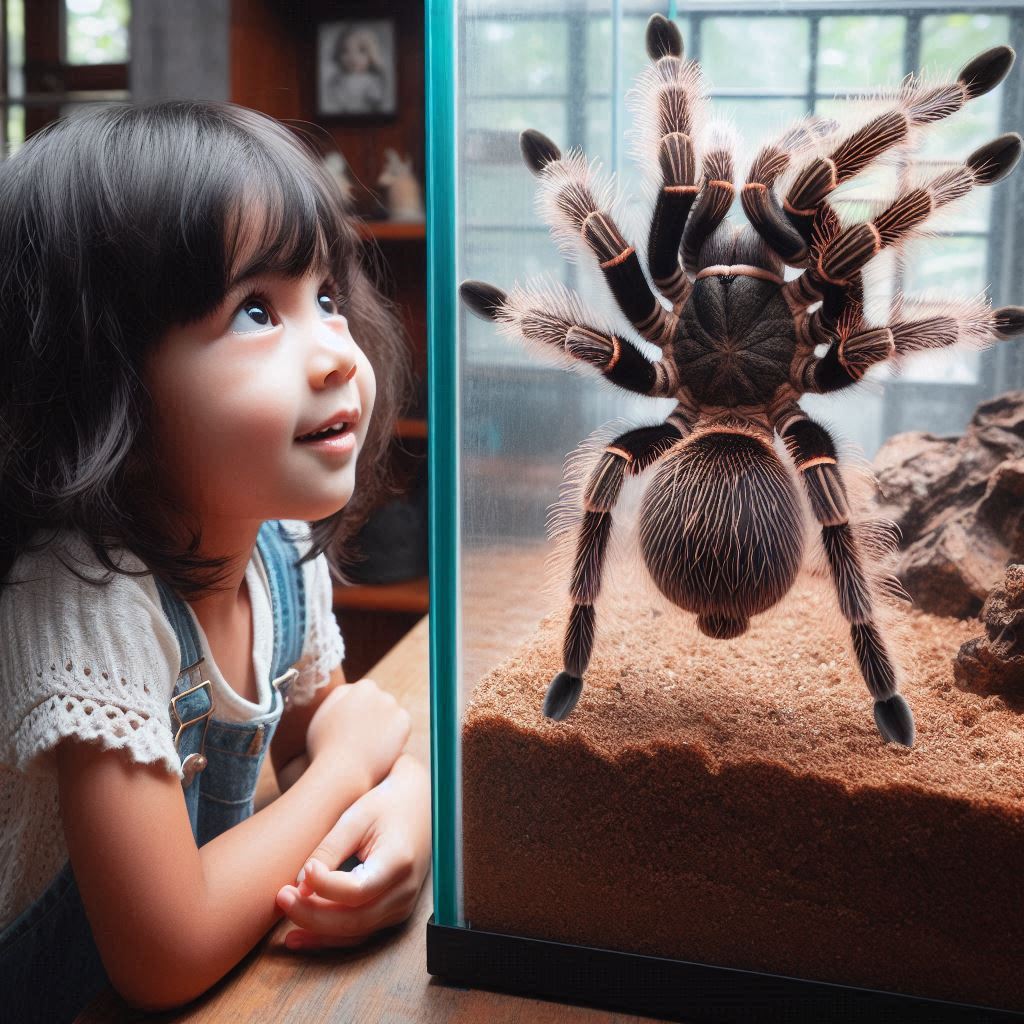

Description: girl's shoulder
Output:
[0,530,181,779]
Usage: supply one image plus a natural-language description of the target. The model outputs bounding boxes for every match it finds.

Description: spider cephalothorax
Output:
[460,14,1024,747]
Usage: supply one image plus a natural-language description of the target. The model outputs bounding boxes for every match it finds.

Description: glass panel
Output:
[708,96,806,155]
[701,17,810,92]
[64,0,129,65]
[817,16,905,93]
[434,6,1024,1013]
[464,18,567,97]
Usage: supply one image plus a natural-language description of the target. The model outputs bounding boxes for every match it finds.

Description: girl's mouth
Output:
[295,421,351,443]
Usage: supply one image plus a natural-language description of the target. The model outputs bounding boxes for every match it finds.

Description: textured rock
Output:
[873,391,1024,617]
[954,563,1024,699]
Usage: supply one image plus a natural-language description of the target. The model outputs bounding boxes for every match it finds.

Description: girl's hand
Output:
[304,677,410,791]
[275,753,431,949]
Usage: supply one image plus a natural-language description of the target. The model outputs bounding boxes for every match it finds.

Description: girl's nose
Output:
[309,316,358,387]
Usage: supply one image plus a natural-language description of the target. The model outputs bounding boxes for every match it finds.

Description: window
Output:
[459,2,1024,454]
[1,0,130,159]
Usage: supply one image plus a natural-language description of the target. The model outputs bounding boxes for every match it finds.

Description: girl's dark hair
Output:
[0,100,411,597]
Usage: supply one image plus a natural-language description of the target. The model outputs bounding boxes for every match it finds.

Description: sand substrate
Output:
[461,569,1024,1012]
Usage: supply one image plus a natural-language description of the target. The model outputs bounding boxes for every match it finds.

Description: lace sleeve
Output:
[290,551,345,706]
[0,539,182,779]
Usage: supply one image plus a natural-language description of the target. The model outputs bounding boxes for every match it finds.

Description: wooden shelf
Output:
[357,221,426,242]
[333,576,429,615]
[396,417,428,440]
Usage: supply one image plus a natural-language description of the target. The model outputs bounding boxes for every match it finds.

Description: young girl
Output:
[0,100,431,1021]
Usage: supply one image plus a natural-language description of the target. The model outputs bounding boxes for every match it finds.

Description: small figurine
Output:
[461,14,1024,746]
[323,151,355,207]
[377,149,424,222]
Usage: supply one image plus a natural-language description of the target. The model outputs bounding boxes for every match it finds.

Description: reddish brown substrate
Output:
[461,571,1024,1012]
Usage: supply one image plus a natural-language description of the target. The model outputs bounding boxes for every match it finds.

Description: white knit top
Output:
[0,521,344,932]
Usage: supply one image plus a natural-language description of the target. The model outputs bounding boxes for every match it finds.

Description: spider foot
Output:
[873,694,915,748]
[543,671,584,721]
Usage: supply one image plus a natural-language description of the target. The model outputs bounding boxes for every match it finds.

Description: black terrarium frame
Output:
[429,11,1024,1024]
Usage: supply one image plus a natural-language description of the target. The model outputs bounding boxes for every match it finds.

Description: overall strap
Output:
[255,520,307,682]
[154,575,212,789]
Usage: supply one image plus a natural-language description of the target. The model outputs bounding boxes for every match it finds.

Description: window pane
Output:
[916,13,1009,164]
[464,164,538,229]
[904,235,988,297]
[701,18,809,92]
[65,0,129,65]
[708,97,806,157]
[464,99,567,140]
[817,17,905,93]
[464,18,567,97]
[6,0,24,98]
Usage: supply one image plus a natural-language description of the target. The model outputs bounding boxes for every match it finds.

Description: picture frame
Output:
[317,19,398,118]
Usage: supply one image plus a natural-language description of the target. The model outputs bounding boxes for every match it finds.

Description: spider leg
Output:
[521,129,678,348]
[681,126,735,275]
[742,116,837,265]
[785,131,1022,322]
[638,15,701,311]
[782,46,1015,247]
[460,279,677,397]
[818,134,1021,287]
[801,297,1024,394]
[778,412,913,746]
[544,422,684,720]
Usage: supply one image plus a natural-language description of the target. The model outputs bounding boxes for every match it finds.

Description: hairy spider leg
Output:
[521,129,679,349]
[779,413,914,746]
[741,116,838,266]
[681,131,735,276]
[787,129,1022,359]
[804,298,1024,393]
[640,15,701,312]
[544,423,684,721]
[782,46,1015,252]
[775,46,1016,337]
[459,279,677,397]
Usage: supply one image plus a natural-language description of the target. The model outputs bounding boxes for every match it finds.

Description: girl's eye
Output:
[230,298,273,334]
[318,284,345,317]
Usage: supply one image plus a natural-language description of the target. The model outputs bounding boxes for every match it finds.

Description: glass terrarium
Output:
[426,2,1024,1020]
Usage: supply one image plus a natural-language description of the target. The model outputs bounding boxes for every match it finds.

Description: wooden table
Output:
[77,615,661,1024]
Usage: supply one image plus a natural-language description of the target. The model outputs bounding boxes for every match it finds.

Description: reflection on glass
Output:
[64,0,129,65]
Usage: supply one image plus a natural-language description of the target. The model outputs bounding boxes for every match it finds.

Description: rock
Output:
[872,391,1024,617]
[954,564,1024,699]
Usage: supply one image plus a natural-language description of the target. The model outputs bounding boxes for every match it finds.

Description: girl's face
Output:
[340,34,372,74]
[145,258,376,531]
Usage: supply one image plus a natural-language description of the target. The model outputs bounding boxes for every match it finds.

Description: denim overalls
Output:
[0,521,306,1024]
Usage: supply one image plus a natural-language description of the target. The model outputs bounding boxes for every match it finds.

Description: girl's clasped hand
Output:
[279,678,427,950]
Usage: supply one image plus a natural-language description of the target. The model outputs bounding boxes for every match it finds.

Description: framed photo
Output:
[317,19,397,117]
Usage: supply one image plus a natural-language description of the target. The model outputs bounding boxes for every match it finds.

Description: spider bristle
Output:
[520,128,562,175]
[535,148,622,263]
[645,14,683,60]
[626,57,707,187]
[958,45,1015,100]
[889,291,993,355]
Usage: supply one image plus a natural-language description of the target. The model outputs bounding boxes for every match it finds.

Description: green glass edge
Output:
[425,0,459,928]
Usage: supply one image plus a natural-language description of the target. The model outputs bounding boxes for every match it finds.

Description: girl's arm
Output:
[270,663,348,792]
[57,737,367,1011]
[56,673,409,1013]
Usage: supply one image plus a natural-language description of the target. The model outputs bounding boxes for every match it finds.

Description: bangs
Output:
[218,144,353,305]
[136,102,359,329]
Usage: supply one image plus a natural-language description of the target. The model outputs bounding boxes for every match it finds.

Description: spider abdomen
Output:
[638,430,804,639]
[676,277,796,407]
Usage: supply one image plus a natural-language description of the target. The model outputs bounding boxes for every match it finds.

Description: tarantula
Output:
[460,14,1024,746]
